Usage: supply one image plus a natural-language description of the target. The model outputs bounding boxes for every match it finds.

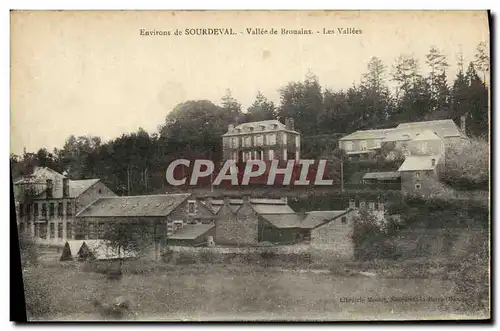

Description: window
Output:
[244,136,252,147]
[67,221,72,238]
[26,204,31,220]
[58,223,63,238]
[420,141,427,153]
[344,141,353,151]
[58,203,63,217]
[232,137,238,148]
[35,224,40,238]
[42,203,47,217]
[98,222,105,237]
[66,202,73,217]
[282,133,287,144]
[360,140,368,151]
[341,217,347,224]
[89,222,96,239]
[98,189,102,194]
[49,203,55,218]
[232,152,238,161]
[267,134,276,145]
[359,201,366,209]
[368,202,375,210]
[188,201,196,214]
[255,135,264,146]
[268,149,275,160]
[34,203,38,217]
[415,172,420,179]
[415,183,421,190]
[19,223,25,234]
[283,149,288,160]
[50,223,55,238]
[295,136,300,148]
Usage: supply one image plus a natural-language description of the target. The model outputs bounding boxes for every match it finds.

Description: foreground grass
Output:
[23,261,478,321]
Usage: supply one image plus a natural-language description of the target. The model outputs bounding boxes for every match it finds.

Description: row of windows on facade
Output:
[348,200,385,211]
[232,149,289,162]
[19,221,73,240]
[343,140,430,154]
[231,123,280,134]
[18,201,74,219]
[226,133,300,149]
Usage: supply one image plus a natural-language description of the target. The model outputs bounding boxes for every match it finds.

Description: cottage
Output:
[300,209,356,259]
[14,166,116,245]
[398,155,443,197]
[213,196,303,246]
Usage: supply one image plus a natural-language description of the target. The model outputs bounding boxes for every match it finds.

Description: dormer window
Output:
[249,127,254,132]
[272,124,278,129]
[260,125,266,131]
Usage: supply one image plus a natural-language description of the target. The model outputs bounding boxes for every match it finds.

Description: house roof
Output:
[208,198,289,215]
[168,224,215,240]
[411,130,442,141]
[362,172,401,180]
[398,155,441,172]
[339,128,396,141]
[396,119,462,138]
[251,204,296,215]
[81,240,138,260]
[75,193,191,218]
[223,120,299,136]
[260,213,304,228]
[300,210,351,229]
[14,167,101,199]
[383,129,413,143]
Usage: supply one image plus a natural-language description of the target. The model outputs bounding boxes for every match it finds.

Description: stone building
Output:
[398,155,444,197]
[222,119,301,162]
[301,209,357,259]
[13,167,116,244]
[74,193,217,259]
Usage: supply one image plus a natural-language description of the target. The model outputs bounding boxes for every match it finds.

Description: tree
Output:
[465,62,489,137]
[425,47,450,113]
[450,48,469,119]
[277,72,323,136]
[360,57,394,124]
[220,88,243,123]
[474,41,490,85]
[246,91,276,122]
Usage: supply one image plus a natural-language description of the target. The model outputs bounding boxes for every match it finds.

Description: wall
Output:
[401,170,439,197]
[75,181,117,212]
[310,210,355,259]
[340,138,381,153]
[258,219,300,244]
[215,201,259,246]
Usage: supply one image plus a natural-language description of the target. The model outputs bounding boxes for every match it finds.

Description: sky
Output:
[10,10,489,155]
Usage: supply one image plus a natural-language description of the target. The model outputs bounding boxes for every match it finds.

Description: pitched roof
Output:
[260,213,303,228]
[14,167,101,199]
[208,198,289,215]
[362,172,401,180]
[339,128,396,141]
[168,224,215,240]
[411,130,442,141]
[75,193,191,218]
[223,120,299,136]
[396,119,462,138]
[383,129,413,142]
[398,155,441,172]
[300,210,350,229]
[251,204,296,214]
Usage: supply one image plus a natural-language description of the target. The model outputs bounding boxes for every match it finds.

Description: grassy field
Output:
[23,259,482,321]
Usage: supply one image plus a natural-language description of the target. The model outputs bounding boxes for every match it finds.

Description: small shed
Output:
[362,171,401,184]
[59,240,86,261]
[167,224,216,247]
[258,213,304,244]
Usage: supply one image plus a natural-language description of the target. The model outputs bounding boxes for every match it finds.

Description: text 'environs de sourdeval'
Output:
[139,27,363,36]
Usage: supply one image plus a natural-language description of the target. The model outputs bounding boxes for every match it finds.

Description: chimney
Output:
[289,118,294,131]
[460,115,466,134]
[46,179,53,198]
[285,117,294,130]
[228,124,235,132]
[63,178,69,198]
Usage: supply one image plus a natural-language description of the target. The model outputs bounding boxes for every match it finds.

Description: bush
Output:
[19,233,38,267]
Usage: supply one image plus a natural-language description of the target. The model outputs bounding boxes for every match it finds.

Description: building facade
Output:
[222,119,301,163]
[14,167,116,244]
[398,155,444,197]
[74,193,216,259]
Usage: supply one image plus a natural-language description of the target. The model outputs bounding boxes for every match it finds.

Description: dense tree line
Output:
[11,43,489,196]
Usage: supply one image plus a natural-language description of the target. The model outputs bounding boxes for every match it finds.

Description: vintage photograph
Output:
[10,10,490,321]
